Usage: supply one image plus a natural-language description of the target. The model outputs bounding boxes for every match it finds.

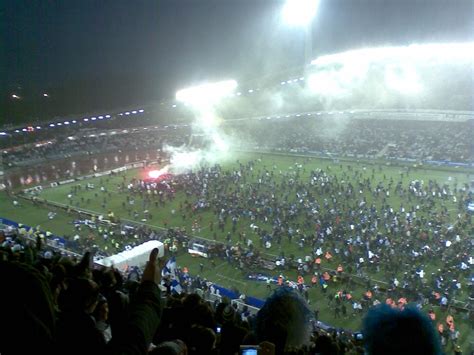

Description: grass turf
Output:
[1,152,472,351]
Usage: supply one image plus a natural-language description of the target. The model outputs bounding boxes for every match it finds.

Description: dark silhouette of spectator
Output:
[56,277,106,353]
[255,287,312,355]
[363,304,442,355]
[220,304,249,355]
[107,248,165,354]
[150,339,187,355]
[0,261,56,355]
[187,324,217,354]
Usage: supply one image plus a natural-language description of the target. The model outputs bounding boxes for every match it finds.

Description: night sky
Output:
[1,0,473,125]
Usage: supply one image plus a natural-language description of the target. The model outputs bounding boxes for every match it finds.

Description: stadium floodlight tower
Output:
[281,0,320,67]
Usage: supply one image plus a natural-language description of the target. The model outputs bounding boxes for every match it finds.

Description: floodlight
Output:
[43,93,49,97]
[282,0,320,27]
[11,94,21,99]
[175,80,238,107]
[385,63,422,94]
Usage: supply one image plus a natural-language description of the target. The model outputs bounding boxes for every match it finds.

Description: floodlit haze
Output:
[307,42,474,98]
[1,0,473,124]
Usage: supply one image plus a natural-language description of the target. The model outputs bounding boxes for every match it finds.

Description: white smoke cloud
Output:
[307,42,474,103]
[164,81,238,174]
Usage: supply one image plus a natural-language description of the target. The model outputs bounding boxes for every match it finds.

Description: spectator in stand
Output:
[363,304,441,355]
[255,287,312,355]
[0,260,56,355]
[0,247,166,355]
[219,304,249,355]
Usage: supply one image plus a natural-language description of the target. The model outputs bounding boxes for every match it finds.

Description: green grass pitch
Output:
[1,152,472,351]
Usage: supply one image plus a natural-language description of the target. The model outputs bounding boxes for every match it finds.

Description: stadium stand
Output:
[0,111,472,354]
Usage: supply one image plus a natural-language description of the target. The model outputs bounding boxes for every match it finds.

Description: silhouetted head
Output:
[255,287,312,354]
[363,304,441,355]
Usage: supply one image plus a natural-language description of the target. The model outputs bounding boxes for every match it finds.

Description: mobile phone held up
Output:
[240,345,260,355]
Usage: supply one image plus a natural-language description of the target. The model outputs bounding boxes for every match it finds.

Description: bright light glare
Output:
[176,80,237,107]
[148,169,168,179]
[307,42,474,98]
[282,0,320,26]
[309,42,474,97]
[385,63,422,94]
